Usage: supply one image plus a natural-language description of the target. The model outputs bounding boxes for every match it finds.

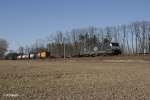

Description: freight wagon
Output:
[5,53,18,60]
[37,51,50,59]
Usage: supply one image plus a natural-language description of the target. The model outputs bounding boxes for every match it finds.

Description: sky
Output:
[0,0,150,50]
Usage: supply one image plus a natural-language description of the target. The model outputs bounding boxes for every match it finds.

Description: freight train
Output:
[5,42,121,60]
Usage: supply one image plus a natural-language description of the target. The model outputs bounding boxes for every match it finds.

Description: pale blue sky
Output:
[0,0,150,50]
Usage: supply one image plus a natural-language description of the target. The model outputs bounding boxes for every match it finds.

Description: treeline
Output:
[17,21,150,57]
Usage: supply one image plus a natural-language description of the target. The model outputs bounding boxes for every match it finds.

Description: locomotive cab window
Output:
[111,43,119,46]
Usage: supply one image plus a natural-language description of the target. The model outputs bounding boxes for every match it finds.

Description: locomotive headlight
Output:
[110,43,112,47]
[93,47,98,51]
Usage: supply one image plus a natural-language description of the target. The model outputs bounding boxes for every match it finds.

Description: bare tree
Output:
[34,39,46,52]
[129,24,135,54]
[105,27,112,41]
[121,25,130,54]
[18,46,24,59]
[0,38,8,58]
[25,45,30,54]
[141,21,146,54]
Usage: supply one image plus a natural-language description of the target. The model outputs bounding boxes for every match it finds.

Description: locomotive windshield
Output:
[111,43,119,46]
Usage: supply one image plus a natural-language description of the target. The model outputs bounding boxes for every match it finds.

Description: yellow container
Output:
[41,52,47,58]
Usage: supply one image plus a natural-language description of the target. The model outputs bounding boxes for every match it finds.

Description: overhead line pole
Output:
[63,37,66,60]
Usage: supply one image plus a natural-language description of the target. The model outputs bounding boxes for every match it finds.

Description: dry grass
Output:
[0,57,150,100]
